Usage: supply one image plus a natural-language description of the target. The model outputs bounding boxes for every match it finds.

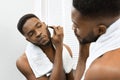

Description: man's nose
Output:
[72,26,77,33]
[36,30,42,38]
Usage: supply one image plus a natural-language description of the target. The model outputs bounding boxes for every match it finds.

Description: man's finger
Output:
[48,26,56,34]
[48,26,54,29]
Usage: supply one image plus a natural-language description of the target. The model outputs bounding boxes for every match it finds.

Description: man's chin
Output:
[34,40,51,47]
[41,40,51,46]
[79,39,90,45]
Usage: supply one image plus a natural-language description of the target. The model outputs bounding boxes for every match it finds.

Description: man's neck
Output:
[79,44,90,61]
[38,42,55,63]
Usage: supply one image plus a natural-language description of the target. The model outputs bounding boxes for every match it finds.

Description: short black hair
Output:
[73,0,120,18]
[17,14,39,35]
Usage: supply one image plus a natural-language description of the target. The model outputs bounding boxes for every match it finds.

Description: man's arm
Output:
[16,53,37,80]
[49,26,66,80]
[74,43,90,80]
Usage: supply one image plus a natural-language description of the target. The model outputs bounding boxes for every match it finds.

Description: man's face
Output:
[23,17,50,46]
[72,8,100,44]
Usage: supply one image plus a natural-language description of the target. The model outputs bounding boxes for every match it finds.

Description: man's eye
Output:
[73,24,77,28]
[29,32,34,37]
[37,24,42,28]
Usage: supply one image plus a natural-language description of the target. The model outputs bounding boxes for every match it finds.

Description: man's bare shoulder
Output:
[85,48,120,80]
[16,53,50,80]
[16,53,36,79]
[16,53,29,71]
[63,44,72,57]
[16,53,30,74]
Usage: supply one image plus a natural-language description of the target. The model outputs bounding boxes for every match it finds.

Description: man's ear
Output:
[98,25,107,35]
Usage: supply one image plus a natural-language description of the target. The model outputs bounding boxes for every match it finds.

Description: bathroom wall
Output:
[0,0,35,80]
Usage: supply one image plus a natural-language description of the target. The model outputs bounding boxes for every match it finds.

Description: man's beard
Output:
[42,28,52,46]
[79,32,100,44]
[34,27,52,46]
[43,40,51,46]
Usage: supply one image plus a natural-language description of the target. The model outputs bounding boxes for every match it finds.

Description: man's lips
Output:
[38,36,45,42]
[38,36,48,44]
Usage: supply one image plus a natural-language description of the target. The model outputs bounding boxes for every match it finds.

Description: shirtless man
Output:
[72,0,120,80]
[16,14,74,80]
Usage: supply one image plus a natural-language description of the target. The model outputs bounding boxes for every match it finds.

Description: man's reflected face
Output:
[23,17,51,46]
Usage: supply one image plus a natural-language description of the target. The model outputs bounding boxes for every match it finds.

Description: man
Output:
[72,0,120,80]
[16,14,74,80]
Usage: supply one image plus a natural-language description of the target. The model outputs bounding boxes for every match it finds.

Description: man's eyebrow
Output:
[34,22,40,27]
[72,20,78,26]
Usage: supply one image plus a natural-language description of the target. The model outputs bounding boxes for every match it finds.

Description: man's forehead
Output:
[72,8,80,15]
[27,17,40,23]
[24,18,40,27]
[72,8,82,22]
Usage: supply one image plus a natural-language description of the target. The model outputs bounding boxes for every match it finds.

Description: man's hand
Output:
[49,26,64,46]
[48,26,66,80]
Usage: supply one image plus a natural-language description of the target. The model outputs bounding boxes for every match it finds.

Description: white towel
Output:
[81,18,120,80]
[25,42,73,78]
